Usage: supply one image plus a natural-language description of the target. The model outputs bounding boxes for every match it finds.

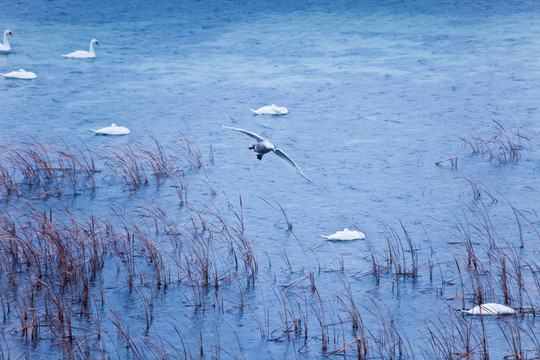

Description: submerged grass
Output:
[0,134,539,358]
[461,119,536,164]
[0,133,203,201]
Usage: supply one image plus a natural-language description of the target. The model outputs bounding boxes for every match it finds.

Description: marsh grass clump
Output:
[366,221,421,283]
[0,134,257,358]
[0,193,261,357]
[435,156,458,168]
[367,299,413,359]
[461,120,535,163]
[0,139,97,199]
[447,200,540,322]
[421,307,490,359]
[0,133,211,200]
[105,143,150,191]
[333,281,369,358]
[497,315,540,359]
[0,205,110,356]
[259,198,295,234]
[462,177,498,203]
[354,220,420,290]
[103,134,208,192]
[0,162,19,199]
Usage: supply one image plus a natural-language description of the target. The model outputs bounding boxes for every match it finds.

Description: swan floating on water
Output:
[222,125,310,182]
[461,303,516,315]
[1,69,37,79]
[91,124,130,135]
[0,30,13,52]
[250,104,288,115]
[62,39,99,58]
[321,228,366,241]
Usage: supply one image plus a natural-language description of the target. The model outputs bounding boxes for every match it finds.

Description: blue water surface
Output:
[1,0,540,358]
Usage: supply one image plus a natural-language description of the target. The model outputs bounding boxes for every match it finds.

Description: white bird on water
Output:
[0,30,13,52]
[321,228,366,241]
[91,124,130,135]
[1,69,36,79]
[250,104,288,115]
[222,125,310,182]
[461,303,516,315]
[62,39,99,58]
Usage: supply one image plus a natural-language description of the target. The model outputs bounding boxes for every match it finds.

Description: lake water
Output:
[1,0,540,358]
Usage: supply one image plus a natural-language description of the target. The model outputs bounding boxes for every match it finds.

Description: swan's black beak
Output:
[9,33,13,37]
[95,41,99,46]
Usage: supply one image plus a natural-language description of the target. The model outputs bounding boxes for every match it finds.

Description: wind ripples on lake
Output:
[1,0,540,358]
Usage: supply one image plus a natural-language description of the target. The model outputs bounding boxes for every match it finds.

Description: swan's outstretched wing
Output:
[274,148,312,183]
[222,125,265,142]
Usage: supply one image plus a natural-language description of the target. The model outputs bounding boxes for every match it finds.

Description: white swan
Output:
[62,39,99,58]
[91,124,130,135]
[222,125,311,182]
[321,228,366,241]
[0,30,13,52]
[1,69,37,79]
[461,303,516,315]
[250,104,288,115]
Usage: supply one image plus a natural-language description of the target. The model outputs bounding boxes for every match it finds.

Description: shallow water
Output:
[1,0,540,358]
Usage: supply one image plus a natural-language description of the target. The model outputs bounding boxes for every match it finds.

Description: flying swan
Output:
[62,39,99,58]
[222,125,310,182]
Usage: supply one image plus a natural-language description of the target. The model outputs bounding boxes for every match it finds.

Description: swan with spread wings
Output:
[222,125,311,182]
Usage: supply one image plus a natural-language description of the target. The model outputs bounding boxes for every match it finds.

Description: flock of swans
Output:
[0,31,99,80]
[222,64,518,316]
[0,29,309,181]
[0,31,127,134]
[0,30,36,79]
[1,27,521,317]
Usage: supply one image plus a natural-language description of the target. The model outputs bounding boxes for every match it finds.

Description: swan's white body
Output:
[62,39,98,58]
[0,30,13,52]
[1,69,36,79]
[250,104,288,115]
[321,228,366,241]
[92,124,130,135]
[222,125,311,182]
[461,303,516,315]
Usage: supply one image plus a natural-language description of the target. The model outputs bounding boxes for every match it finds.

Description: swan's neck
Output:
[89,42,95,55]
[3,32,9,48]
